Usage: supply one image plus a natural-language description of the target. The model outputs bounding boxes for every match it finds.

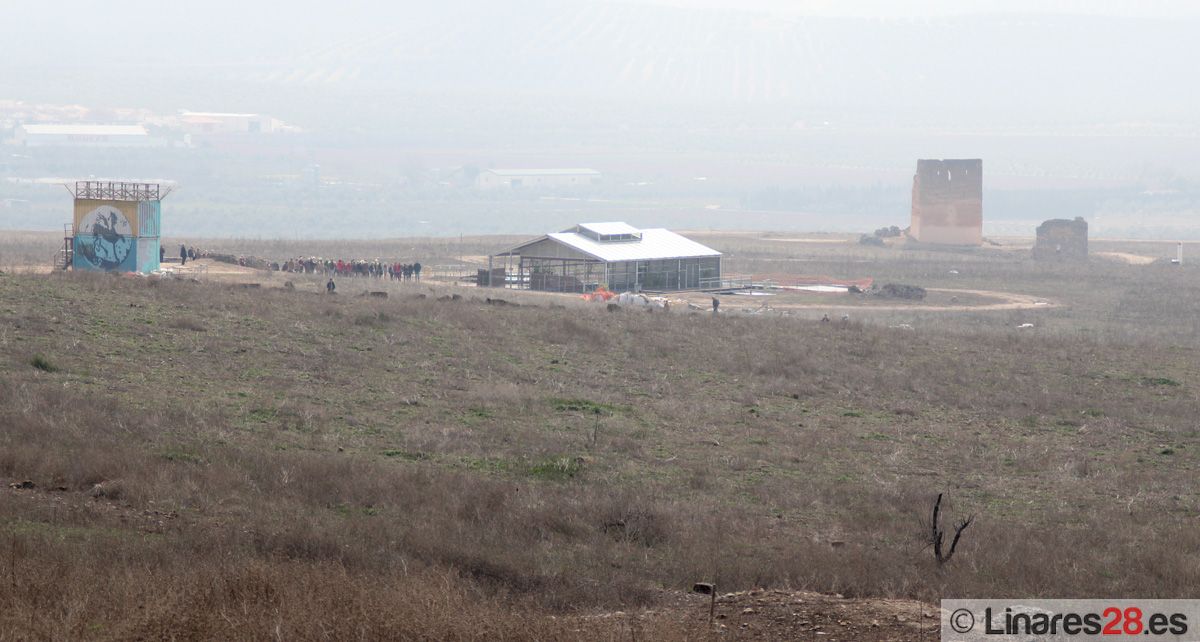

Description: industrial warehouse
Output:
[474,168,602,190]
[488,222,721,293]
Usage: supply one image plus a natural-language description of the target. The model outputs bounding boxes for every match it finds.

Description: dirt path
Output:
[577,588,937,641]
[3,264,54,275]
[680,288,1056,314]
[760,237,853,244]
[12,261,1057,315]
[158,258,268,280]
[6,258,266,280]
[1094,251,1157,265]
[910,288,1055,312]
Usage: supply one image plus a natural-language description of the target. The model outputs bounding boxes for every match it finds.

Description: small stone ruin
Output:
[1033,217,1088,260]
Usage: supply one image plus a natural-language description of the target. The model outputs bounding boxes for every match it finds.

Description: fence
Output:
[700,276,753,290]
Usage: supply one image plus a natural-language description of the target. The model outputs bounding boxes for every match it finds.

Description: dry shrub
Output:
[539,313,609,346]
[166,317,207,332]
[596,492,674,548]
[464,381,537,410]
[0,536,618,641]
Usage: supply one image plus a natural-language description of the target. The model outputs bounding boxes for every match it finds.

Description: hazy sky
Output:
[4,0,1200,239]
[632,0,1200,17]
[4,0,1198,132]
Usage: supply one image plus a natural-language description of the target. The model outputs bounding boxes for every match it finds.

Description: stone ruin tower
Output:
[909,159,983,246]
[1032,217,1088,260]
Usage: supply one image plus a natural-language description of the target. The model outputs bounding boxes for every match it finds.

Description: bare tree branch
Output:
[929,493,972,566]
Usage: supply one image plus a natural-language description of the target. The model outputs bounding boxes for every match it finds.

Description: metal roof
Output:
[485,168,601,177]
[179,111,262,119]
[575,222,640,236]
[504,224,720,262]
[20,124,148,136]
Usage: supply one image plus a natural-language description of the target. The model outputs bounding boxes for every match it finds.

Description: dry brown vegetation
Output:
[1,235,1199,639]
[0,231,63,272]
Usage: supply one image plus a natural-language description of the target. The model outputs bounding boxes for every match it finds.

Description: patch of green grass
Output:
[383,449,431,461]
[30,354,58,372]
[1,518,138,540]
[551,398,619,416]
[459,456,514,474]
[526,457,583,481]
[238,367,269,382]
[1143,377,1182,387]
[841,410,863,418]
[458,454,583,481]
[331,503,379,517]
[161,450,204,465]
[248,407,278,423]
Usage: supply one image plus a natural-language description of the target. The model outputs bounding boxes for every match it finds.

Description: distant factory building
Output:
[909,159,983,245]
[178,111,287,135]
[475,168,602,190]
[489,222,721,292]
[12,124,165,148]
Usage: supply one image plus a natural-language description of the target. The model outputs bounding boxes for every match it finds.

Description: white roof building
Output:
[543,224,720,263]
[476,168,602,189]
[177,111,288,134]
[493,222,721,292]
[12,124,165,148]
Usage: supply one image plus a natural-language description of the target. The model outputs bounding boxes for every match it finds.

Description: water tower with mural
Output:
[62,181,169,273]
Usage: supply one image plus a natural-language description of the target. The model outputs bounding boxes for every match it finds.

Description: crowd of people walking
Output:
[156,246,425,282]
[278,258,423,281]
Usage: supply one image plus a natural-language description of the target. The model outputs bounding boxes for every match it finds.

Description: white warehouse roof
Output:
[502,223,720,262]
[180,111,260,118]
[485,168,601,177]
[19,124,149,136]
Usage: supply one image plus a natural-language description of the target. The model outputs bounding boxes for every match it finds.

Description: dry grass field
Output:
[2,232,1199,639]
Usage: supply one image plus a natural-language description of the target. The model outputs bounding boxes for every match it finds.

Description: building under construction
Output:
[489,222,721,293]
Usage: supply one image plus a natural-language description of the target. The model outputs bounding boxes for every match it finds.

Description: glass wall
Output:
[607,261,638,292]
[517,256,720,293]
[522,257,604,293]
[605,256,720,292]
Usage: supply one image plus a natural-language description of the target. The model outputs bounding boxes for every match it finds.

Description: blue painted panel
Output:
[74,234,137,272]
[137,200,161,238]
[137,238,160,273]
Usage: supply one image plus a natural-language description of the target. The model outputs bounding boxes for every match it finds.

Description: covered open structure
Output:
[489,222,721,293]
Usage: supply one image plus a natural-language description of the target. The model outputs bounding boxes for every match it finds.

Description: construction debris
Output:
[875,283,927,300]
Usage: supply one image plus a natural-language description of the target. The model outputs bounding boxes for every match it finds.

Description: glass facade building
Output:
[492,223,722,293]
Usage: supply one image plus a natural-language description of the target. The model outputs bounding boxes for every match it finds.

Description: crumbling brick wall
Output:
[1033,217,1088,260]
[910,159,983,245]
